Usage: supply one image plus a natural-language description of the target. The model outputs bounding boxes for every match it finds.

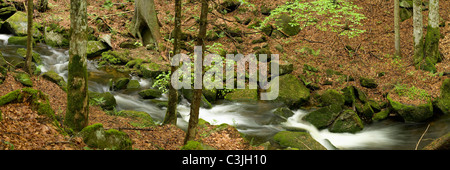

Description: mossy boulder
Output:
[329,110,364,133]
[0,88,56,120]
[139,62,167,79]
[224,88,258,102]
[138,88,162,99]
[275,14,301,36]
[79,123,132,150]
[113,77,130,90]
[273,106,295,120]
[100,50,129,65]
[42,70,67,90]
[117,110,155,127]
[4,11,41,37]
[273,131,326,150]
[372,108,390,121]
[16,48,42,65]
[302,104,343,129]
[8,36,34,46]
[126,79,140,89]
[341,86,368,106]
[43,28,69,48]
[268,74,310,109]
[434,78,450,115]
[318,89,345,107]
[88,91,117,110]
[360,77,378,89]
[87,41,110,58]
[14,72,33,87]
[387,93,433,122]
[0,89,21,106]
[181,88,212,108]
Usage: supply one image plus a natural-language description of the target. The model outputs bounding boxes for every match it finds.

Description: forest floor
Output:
[1,0,450,150]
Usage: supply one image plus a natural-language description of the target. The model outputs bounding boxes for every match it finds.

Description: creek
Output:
[1,34,448,150]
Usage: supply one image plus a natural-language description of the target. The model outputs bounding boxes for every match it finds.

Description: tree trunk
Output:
[64,0,89,132]
[394,0,401,57]
[413,0,424,70]
[37,0,49,12]
[132,0,161,48]
[163,0,181,125]
[25,0,33,75]
[184,0,208,145]
[423,0,440,72]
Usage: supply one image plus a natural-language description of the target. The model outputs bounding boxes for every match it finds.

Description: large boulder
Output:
[79,123,132,150]
[302,104,343,129]
[434,79,450,115]
[329,109,364,133]
[224,88,258,102]
[387,93,433,122]
[318,89,345,107]
[138,88,162,99]
[88,91,117,110]
[269,74,310,109]
[87,41,110,58]
[3,11,41,37]
[117,110,155,128]
[272,131,326,150]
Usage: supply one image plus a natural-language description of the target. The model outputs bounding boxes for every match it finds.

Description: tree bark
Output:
[163,0,182,125]
[64,0,89,132]
[184,0,209,145]
[25,0,33,75]
[132,0,161,47]
[423,0,440,72]
[413,0,424,70]
[394,0,401,57]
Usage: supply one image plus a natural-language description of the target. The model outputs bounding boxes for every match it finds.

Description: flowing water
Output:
[1,34,449,150]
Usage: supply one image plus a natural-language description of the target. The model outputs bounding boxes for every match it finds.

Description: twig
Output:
[415,123,431,150]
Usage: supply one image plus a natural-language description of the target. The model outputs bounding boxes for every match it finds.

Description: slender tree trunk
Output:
[423,0,440,72]
[394,0,401,57]
[133,0,161,47]
[25,0,33,74]
[413,0,424,70]
[65,0,89,132]
[163,0,182,125]
[184,0,208,144]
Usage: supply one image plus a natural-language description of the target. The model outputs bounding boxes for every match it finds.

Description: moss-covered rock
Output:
[139,62,167,79]
[117,110,155,127]
[318,89,345,107]
[273,131,326,150]
[44,28,69,48]
[14,72,33,87]
[42,71,67,90]
[87,41,110,58]
[113,77,130,90]
[360,77,378,89]
[4,11,41,37]
[79,123,132,150]
[16,48,42,65]
[138,88,162,99]
[387,93,433,122]
[99,50,129,65]
[8,36,33,46]
[329,110,364,133]
[435,79,450,115]
[372,108,390,121]
[273,106,295,120]
[88,91,117,110]
[275,14,301,36]
[268,74,310,109]
[224,88,258,102]
[302,104,343,129]
[126,79,140,89]
[181,88,212,108]
[0,89,21,106]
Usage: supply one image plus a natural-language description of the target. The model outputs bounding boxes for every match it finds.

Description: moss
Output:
[126,80,140,89]
[8,36,32,46]
[0,89,21,106]
[138,89,163,99]
[435,79,450,115]
[273,131,326,150]
[224,88,258,102]
[86,41,110,58]
[113,77,130,90]
[329,110,364,133]
[387,93,433,122]
[14,72,33,87]
[42,70,66,89]
[181,140,204,150]
[88,91,117,110]
[360,77,378,89]
[80,123,132,150]
[423,26,441,72]
[372,108,390,121]
[117,110,155,127]
[16,48,42,65]
[318,89,345,107]
[100,50,129,65]
[302,104,343,129]
[275,14,301,36]
[270,74,310,109]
